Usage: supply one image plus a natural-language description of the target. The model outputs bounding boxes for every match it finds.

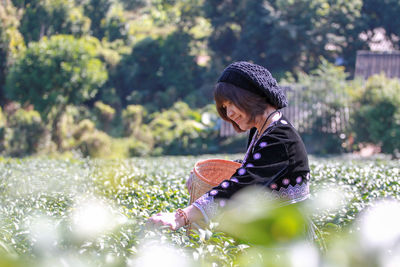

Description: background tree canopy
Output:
[112,31,203,111]
[4,34,107,149]
[204,0,366,76]
[2,0,400,110]
[1,0,400,157]
[5,34,107,116]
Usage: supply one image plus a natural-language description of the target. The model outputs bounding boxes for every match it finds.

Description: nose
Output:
[226,106,235,119]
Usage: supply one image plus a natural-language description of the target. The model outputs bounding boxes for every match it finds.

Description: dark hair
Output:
[214,82,270,132]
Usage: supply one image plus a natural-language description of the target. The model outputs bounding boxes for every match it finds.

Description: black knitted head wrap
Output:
[217,61,287,108]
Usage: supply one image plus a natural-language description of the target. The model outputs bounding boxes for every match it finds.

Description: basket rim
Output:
[193,158,241,185]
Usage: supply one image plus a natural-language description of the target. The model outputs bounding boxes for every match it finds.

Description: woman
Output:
[148,61,310,230]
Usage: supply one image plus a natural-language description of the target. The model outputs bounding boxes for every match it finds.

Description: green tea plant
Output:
[0,154,399,266]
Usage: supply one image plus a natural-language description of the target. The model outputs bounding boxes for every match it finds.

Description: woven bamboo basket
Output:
[189,159,241,205]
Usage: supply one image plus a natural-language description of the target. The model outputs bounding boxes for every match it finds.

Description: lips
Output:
[233,116,241,125]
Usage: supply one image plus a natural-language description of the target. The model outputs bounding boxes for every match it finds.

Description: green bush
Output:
[350,74,400,157]
[66,118,114,158]
[128,139,152,157]
[3,108,47,157]
[57,106,95,150]
[122,104,144,137]
[73,119,96,140]
[108,137,152,158]
[149,101,219,155]
[63,114,152,158]
[94,101,115,133]
[77,129,112,158]
[122,105,154,151]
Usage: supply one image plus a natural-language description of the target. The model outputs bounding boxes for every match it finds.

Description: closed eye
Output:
[222,101,231,109]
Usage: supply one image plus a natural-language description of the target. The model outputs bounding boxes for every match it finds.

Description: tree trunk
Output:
[51,105,66,151]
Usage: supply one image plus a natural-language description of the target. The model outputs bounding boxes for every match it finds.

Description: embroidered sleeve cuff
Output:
[192,193,219,223]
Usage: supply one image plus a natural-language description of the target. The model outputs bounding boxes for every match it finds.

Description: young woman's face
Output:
[222,101,253,131]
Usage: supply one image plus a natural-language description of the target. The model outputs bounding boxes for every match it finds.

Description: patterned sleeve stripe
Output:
[193,193,219,223]
[192,202,210,223]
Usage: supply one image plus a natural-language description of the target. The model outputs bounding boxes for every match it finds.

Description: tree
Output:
[149,0,204,29]
[204,0,364,75]
[102,2,128,42]
[112,37,163,108]
[362,0,400,49]
[0,0,24,105]
[82,0,111,40]
[112,31,202,111]
[119,0,148,10]
[18,0,90,42]
[5,34,107,147]
[327,0,367,72]
[351,75,400,158]
[203,0,245,69]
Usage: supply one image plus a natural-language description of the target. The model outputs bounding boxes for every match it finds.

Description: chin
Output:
[238,124,251,131]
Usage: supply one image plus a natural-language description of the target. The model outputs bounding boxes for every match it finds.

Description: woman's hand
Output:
[147,206,203,231]
[147,211,185,231]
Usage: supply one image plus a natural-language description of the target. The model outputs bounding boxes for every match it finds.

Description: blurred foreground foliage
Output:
[0,155,399,266]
